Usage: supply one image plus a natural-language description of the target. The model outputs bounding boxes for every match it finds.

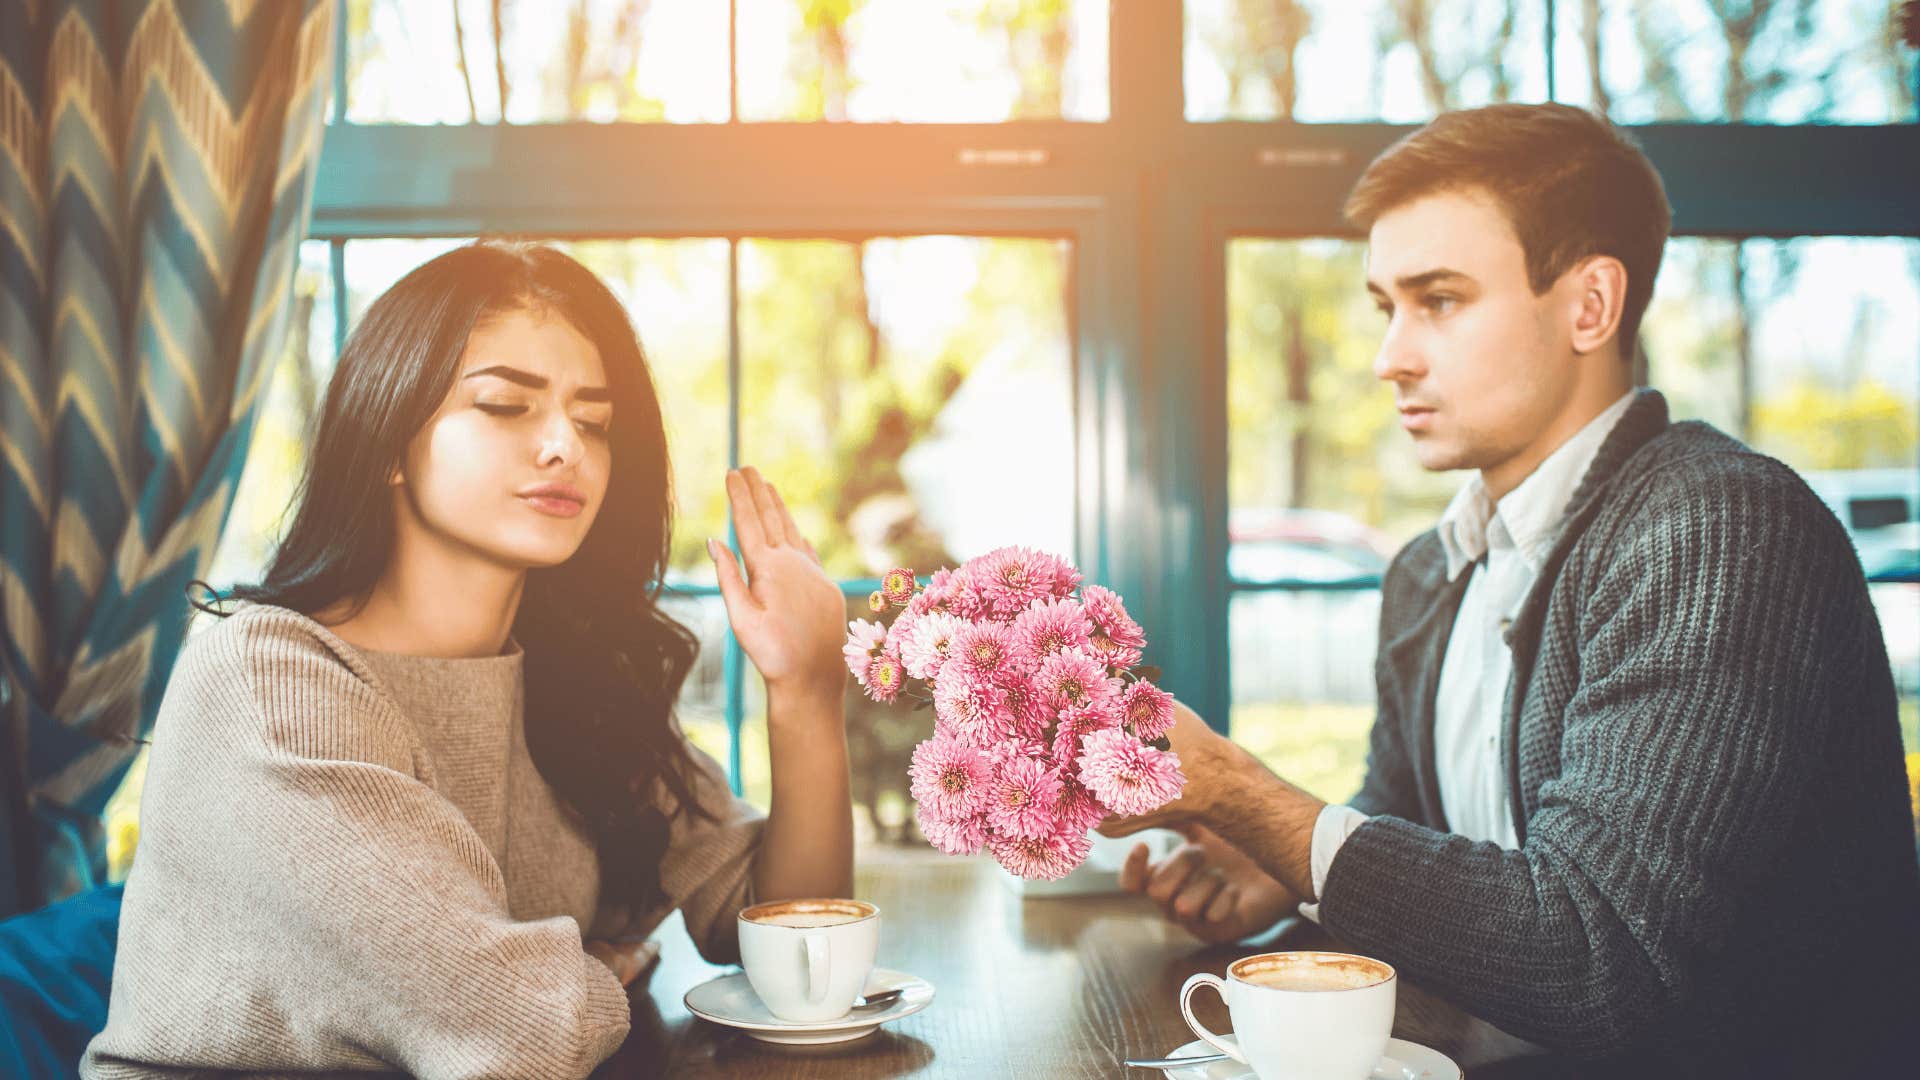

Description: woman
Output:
[83,242,853,1078]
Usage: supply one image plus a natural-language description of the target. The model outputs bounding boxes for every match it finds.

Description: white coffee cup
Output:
[737,898,879,1023]
[1180,951,1397,1080]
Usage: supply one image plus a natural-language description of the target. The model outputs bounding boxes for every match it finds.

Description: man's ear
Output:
[1567,254,1628,357]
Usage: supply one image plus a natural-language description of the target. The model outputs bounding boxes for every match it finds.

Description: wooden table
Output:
[590,845,1532,1079]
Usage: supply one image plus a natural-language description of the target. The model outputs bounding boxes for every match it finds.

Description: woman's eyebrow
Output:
[463,365,610,402]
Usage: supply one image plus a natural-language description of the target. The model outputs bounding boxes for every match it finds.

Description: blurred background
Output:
[86,0,1920,873]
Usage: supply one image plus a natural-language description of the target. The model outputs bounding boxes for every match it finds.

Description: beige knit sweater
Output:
[82,602,764,1079]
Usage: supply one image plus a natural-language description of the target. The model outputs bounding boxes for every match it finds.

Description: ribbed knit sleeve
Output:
[655,744,763,965]
[1317,450,1883,1056]
[82,608,630,1080]
[588,731,764,967]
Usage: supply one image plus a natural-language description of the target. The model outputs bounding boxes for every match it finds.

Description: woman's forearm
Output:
[752,686,855,901]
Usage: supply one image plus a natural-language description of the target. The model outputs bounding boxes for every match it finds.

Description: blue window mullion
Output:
[723,237,745,795]
[330,240,346,362]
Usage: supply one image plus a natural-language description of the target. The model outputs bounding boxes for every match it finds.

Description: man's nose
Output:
[1372,320,1423,383]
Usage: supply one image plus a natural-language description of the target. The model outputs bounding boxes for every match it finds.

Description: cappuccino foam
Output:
[1242,968,1380,992]
[750,911,863,929]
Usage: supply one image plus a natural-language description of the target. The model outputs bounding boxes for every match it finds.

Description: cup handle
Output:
[802,932,830,1005]
[1179,973,1246,1064]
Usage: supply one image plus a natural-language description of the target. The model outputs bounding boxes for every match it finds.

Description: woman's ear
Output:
[1568,254,1628,357]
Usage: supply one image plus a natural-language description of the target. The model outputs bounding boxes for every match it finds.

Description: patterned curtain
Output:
[0,0,335,916]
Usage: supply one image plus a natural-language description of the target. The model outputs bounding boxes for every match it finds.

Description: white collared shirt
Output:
[1299,390,1636,921]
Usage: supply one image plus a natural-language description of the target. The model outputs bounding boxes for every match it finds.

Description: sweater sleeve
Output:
[84,611,629,1080]
[1316,454,1869,1056]
[650,741,765,965]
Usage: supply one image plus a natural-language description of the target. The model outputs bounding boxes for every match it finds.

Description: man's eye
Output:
[1373,302,1393,319]
[475,402,529,417]
[1423,294,1457,314]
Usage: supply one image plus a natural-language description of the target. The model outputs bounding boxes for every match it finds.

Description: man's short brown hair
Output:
[1344,103,1672,350]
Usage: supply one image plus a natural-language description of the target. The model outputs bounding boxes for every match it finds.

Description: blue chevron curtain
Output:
[0,0,335,916]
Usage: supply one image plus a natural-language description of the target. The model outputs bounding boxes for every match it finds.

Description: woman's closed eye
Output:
[476,401,611,437]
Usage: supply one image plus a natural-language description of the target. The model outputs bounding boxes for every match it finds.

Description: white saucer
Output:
[683,967,934,1045]
[1158,1035,1461,1079]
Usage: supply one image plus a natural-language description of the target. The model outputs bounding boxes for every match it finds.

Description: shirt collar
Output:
[1436,390,1638,581]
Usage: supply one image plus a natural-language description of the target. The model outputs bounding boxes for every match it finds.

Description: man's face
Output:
[1366,189,1580,485]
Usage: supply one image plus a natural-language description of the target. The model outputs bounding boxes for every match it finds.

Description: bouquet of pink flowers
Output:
[843,547,1185,880]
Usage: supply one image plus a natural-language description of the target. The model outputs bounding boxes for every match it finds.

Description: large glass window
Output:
[1187,0,1917,123]
[1185,0,1550,122]
[1550,0,1917,123]
[345,0,1108,124]
[736,0,1109,121]
[347,0,729,123]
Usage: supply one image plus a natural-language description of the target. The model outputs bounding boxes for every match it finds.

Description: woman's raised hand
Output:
[706,467,847,702]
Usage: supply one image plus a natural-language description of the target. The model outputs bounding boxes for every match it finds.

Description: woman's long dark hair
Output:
[217,240,712,908]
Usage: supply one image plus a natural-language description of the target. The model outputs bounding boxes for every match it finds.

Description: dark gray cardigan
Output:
[1321,390,1920,1076]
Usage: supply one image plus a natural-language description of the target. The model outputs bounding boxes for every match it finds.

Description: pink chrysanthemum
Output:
[934,677,1015,745]
[1033,647,1121,714]
[908,730,992,821]
[1087,633,1144,672]
[985,753,1064,840]
[989,736,1051,770]
[917,807,988,856]
[884,607,916,658]
[1050,558,1084,598]
[919,566,985,620]
[996,680,1052,740]
[1076,728,1185,816]
[1121,680,1177,741]
[1049,698,1122,762]
[843,619,887,686]
[900,612,966,681]
[968,547,1076,618]
[1080,584,1147,649]
[1010,597,1094,664]
[989,816,1092,881]
[945,622,1020,685]
[865,652,905,703]
[1056,778,1112,832]
[881,567,917,607]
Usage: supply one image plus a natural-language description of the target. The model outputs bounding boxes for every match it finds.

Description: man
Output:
[1105,104,1920,1076]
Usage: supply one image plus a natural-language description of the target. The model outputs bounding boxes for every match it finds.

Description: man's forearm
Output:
[1189,737,1326,901]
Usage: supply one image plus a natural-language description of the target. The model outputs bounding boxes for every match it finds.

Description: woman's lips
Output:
[521,493,584,518]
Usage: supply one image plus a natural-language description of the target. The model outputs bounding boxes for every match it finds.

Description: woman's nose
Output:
[536,411,584,467]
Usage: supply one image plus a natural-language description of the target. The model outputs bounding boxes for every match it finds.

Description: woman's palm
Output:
[708,468,846,692]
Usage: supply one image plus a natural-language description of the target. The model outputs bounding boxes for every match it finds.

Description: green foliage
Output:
[1754,378,1920,470]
